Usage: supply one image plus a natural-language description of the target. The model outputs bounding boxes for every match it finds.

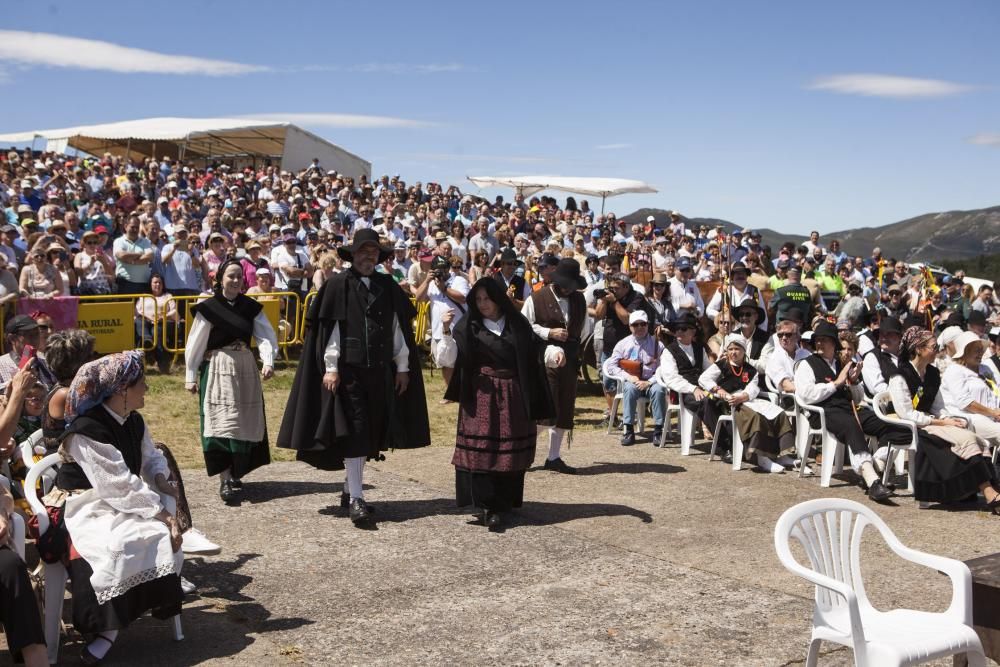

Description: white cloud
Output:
[807,73,975,98]
[242,113,435,129]
[0,30,268,76]
[968,133,1000,147]
[595,143,632,150]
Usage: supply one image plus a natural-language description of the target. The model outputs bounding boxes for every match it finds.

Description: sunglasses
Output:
[675,325,694,332]
[776,332,796,339]
[630,322,648,327]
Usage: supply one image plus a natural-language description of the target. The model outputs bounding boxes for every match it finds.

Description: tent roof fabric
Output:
[467,175,658,198]
[0,117,367,167]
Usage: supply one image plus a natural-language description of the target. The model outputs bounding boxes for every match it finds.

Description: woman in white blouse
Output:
[888,327,998,510]
[941,331,1000,446]
[698,334,796,473]
[58,351,184,664]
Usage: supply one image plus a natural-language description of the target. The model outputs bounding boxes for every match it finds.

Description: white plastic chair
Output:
[774,498,986,666]
[871,391,917,492]
[607,380,647,435]
[707,411,746,471]
[765,375,798,426]
[793,394,848,486]
[24,454,184,664]
[657,389,700,455]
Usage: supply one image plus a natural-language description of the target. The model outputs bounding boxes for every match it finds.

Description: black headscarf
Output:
[214,256,244,294]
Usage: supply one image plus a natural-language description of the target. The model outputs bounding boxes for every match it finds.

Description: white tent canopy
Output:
[467,175,657,212]
[0,117,371,179]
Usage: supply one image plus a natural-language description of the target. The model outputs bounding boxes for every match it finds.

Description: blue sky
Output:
[1,0,998,234]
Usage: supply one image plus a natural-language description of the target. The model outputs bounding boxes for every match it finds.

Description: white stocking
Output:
[548,427,565,461]
[345,457,365,500]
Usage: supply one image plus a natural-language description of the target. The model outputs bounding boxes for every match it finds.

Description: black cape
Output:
[276,270,431,470]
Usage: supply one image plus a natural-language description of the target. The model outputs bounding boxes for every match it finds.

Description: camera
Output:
[432,270,449,281]
[593,288,607,299]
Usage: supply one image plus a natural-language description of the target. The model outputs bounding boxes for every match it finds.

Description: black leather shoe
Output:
[621,428,636,446]
[230,478,243,490]
[867,479,893,503]
[340,492,350,508]
[349,498,375,525]
[652,429,663,445]
[219,480,239,505]
[543,457,577,474]
[486,511,503,532]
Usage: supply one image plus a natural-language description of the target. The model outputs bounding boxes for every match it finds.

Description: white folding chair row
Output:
[871,391,917,492]
[657,389,700,455]
[24,454,184,665]
[607,380,647,434]
[775,497,986,666]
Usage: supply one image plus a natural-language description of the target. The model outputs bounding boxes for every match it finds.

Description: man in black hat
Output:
[522,258,589,473]
[278,229,430,526]
[535,253,560,288]
[793,320,911,503]
[861,316,903,397]
[706,262,768,331]
[0,315,55,390]
[656,311,710,439]
[493,248,527,309]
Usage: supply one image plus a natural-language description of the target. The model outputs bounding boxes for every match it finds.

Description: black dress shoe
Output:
[621,429,636,446]
[543,457,577,474]
[867,479,893,503]
[219,479,239,505]
[230,478,243,490]
[340,492,350,508]
[349,498,375,525]
[486,511,503,532]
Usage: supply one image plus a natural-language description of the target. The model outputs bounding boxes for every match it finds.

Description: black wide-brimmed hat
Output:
[879,316,903,336]
[812,320,842,350]
[551,258,586,291]
[733,300,766,325]
[667,312,701,332]
[337,228,393,263]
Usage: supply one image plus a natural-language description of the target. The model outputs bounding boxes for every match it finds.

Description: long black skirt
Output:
[455,469,526,512]
[913,432,996,503]
[0,547,44,653]
[68,557,182,634]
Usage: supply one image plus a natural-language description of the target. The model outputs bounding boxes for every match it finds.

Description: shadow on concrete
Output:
[571,461,685,476]
[517,501,653,527]
[241,481,358,504]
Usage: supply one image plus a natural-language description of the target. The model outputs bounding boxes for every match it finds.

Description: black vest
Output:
[341,274,394,368]
[191,293,263,350]
[493,271,526,300]
[803,354,855,412]
[862,349,899,397]
[714,359,757,394]
[897,362,941,414]
[57,406,146,491]
[667,341,705,386]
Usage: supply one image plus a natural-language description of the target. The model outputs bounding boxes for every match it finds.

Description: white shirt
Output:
[429,274,470,341]
[793,354,864,405]
[765,345,810,391]
[184,311,278,384]
[668,277,704,316]
[654,343,709,393]
[861,349,899,397]
[886,365,946,428]
[941,363,999,414]
[270,244,310,290]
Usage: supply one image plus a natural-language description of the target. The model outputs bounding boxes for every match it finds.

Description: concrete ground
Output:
[7,427,1000,666]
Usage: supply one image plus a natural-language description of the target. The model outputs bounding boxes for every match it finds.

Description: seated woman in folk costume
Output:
[698,333,798,473]
[56,351,184,665]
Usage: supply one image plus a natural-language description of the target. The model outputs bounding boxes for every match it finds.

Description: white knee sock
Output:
[87,630,119,659]
[548,428,564,461]
[860,462,880,487]
[220,469,232,483]
[345,457,365,500]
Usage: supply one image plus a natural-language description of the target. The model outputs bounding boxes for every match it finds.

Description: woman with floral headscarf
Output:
[184,258,277,505]
[56,351,183,664]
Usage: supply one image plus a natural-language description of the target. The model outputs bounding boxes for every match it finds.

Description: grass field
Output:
[142,361,610,470]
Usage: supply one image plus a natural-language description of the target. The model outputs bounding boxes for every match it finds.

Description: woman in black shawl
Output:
[443,278,553,531]
[184,258,278,505]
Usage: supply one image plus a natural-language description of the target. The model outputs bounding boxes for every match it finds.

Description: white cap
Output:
[207,189,219,197]
[166,181,178,189]
[646,215,655,223]
[952,331,984,359]
[628,310,648,325]
[938,325,964,350]
[723,333,749,350]
[157,196,168,205]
